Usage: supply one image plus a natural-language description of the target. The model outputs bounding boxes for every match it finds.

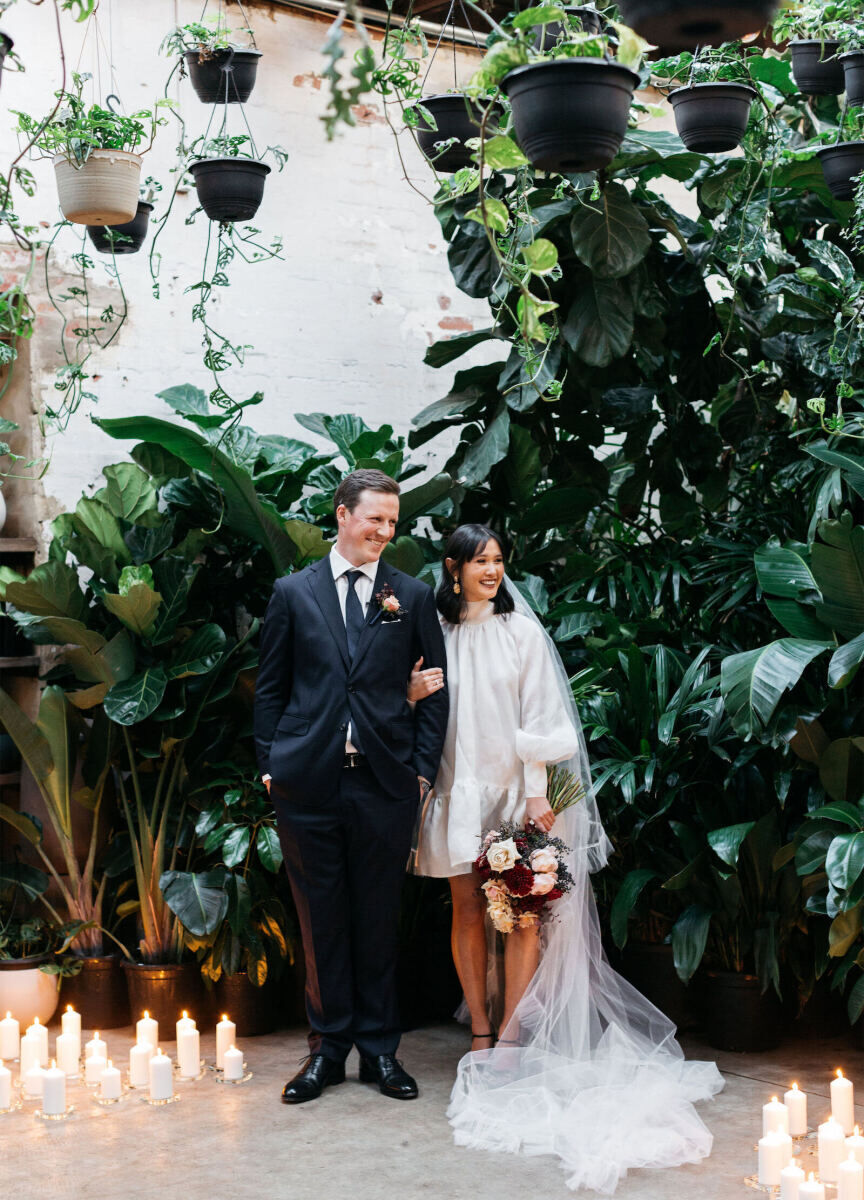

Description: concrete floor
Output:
[3,1021,863,1200]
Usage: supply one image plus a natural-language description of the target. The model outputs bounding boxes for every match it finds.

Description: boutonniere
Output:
[375,583,407,621]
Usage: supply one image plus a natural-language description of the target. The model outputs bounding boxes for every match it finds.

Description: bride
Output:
[409,523,724,1195]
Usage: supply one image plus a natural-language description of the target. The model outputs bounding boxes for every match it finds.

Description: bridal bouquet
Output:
[474,767,585,934]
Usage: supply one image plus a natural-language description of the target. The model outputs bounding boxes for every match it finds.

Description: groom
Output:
[254,468,449,1104]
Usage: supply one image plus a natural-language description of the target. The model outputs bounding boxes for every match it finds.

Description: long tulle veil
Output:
[446,579,725,1194]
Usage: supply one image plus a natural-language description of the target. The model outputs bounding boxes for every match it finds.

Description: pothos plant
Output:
[160,16,256,61]
[772,0,863,44]
[650,42,759,88]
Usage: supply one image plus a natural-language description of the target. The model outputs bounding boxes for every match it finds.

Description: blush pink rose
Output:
[482,881,509,904]
[529,848,559,874]
[382,595,400,613]
[531,871,558,896]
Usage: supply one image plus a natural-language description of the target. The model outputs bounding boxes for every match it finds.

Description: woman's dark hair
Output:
[437,524,514,624]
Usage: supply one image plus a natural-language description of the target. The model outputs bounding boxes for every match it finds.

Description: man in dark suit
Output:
[254,468,449,1104]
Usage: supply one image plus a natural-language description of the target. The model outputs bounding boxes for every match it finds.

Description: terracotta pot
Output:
[53,149,142,225]
[0,955,60,1025]
[60,955,130,1029]
[122,961,205,1028]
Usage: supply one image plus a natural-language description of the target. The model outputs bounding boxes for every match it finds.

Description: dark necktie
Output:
[345,570,365,661]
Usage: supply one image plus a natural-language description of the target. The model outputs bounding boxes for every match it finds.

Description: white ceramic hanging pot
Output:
[53,149,142,225]
[0,487,6,535]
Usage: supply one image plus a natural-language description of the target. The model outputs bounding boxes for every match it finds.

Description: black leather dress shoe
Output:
[358,1053,418,1100]
[281,1054,346,1104]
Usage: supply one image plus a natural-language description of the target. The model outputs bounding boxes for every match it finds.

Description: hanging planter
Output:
[407,94,501,173]
[502,59,639,173]
[53,149,142,225]
[185,47,263,104]
[815,141,864,200]
[533,6,607,51]
[615,0,776,49]
[789,39,844,94]
[0,31,13,87]
[668,82,757,152]
[190,157,271,222]
[86,199,153,254]
[841,50,864,108]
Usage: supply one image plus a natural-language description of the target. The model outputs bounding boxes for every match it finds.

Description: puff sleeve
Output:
[512,615,581,796]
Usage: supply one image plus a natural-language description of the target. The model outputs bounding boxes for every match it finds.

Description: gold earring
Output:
[453,577,461,595]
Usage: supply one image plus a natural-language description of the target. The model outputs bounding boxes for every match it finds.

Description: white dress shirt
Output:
[329,547,379,753]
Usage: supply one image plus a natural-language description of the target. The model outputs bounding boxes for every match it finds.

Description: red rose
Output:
[502,864,534,897]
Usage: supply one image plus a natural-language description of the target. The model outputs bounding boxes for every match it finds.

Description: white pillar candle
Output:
[840,1153,864,1200]
[0,1012,19,1060]
[84,1032,107,1060]
[781,1158,805,1200]
[216,1014,235,1070]
[800,1173,826,1199]
[175,1011,195,1042]
[223,1044,243,1081]
[0,1062,10,1110]
[23,1062,44,1098]
[19,1032,41,1077]
[55,1032,79,1077]
[834,1070,856,1135]
[84,1052,107,1086]
[129,1041,152,1088]
[760,1131,789,1186]
[60,1006,81,1058]
[785,1083,808,1137]
[149,1049,173,1101]
[99,1059,122,1101]
[820,1117,848,1183]
[41,1060,66,1116]
[848,1127,864,1167]
[765,1095,791,1136]
[136,1011,158,1049]
[26,1018,48,1067]
[177,1026,200,1078]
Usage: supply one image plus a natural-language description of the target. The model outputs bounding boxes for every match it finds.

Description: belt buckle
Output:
[344,752,362,769]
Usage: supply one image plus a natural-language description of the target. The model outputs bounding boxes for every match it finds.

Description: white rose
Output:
[486,838,519,872]
[531,871,558,896]
[529,848,559,874]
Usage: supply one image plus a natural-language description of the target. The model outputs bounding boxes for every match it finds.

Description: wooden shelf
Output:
[0,656,39,672]
[0,772,20,786]
[0,538,36,555]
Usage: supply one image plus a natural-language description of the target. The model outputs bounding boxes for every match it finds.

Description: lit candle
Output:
[85,1031,107,1060]
[23,1062,44,1098]
[0,1012,19,1060]
[785,1083,808,1137]
[840,1153,864,1200]
[177,1024,200,1078]
[41,1059,66,1116]
[175,1011,195,1042]
[149,1049,173,1101]
[84,1052,107,1086]
[0,1062,10,1110]
[61,1005,81,1060]
[223,1044,243,1081]
[56,1032,79,1077]
[129,1041,152,1088]
[19,1031,41,1077]
[99,1059,122,1101]
[760,1131,789,1186]
[781,1158,805,1200]
[765,1094,791,1136]
[820,1117,847,1183]
[216,1014,235,1070]
[136,1010,158,1049]
[26,1017,48,1067]
[833,1070,856,1135]
[848,1127,864,1167]
[800,1173,826,1199]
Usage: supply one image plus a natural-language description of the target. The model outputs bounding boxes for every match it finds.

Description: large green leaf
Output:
[5,561,86,621]
[609,868,658,949]
[382,536,425,577]
[0,860,49,900]
[819,738,864,806]
[102,583,163,638]
[94,415,296,573]
[826,831,864,892]
[74,497,131,564]
[256,825,282,872]
[721,638,831,738]
[806,444,864,502]
[0,803,42,846]
[829,904,862,957]
[570,183,652,280]
[829,631,864,689]
[150,558,199,646]
[755,538,819,600]
[167,625,227,679]
[811,515,864,639]
[283,519,331,563]
[65,630,134,687]
[454,407,510,488]
[104,667,168,725]
[423,328,499,369]
[671,904,713,983]
[562,277,634,368]
[160,868,229,938]
[707,822,756,867]
[102,463,158,522]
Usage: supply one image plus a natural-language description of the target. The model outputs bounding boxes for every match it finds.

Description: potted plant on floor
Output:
[187,133,287,223]
[161,16,262,105]
[616,0,776,50]
[0,862,59,1023]
[814,109,864,200]
[651,44,759,153]
[772,0,851,95]
[13,72,170,224]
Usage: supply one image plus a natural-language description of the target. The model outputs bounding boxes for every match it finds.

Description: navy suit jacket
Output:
[254,556,449,804]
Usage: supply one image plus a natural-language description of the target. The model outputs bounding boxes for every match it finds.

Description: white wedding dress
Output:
[415,591,725,1194]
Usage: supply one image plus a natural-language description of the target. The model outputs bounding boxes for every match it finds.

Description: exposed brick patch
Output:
[438,316,473,332]
[437,295,451,310]
[293,72,322,90]
[350,104,386,126]
[371,289,383,305]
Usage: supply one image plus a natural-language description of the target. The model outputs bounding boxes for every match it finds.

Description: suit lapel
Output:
[307,558,350,671]
[351,561,391,672]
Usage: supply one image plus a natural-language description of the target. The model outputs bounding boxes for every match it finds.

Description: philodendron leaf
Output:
[512,4,566,27]
[104,667,168,725]
[465,196,510,235]
[382,536,425,577]
[0,860,48,900]
[570,183,651,280]
[102,582,163,638]
[284,519,331,563]
[256,825,283,872]
[117,564,156,596]
[609,868,658,949]
[102,463,158,522]
[826,831,864,892]
[5,560,87,621]
[517,293,558,343]
[671,904,713,983]
[707,822,756,867]
[522,238,558,275]
[0,803,42,846]
[167,624,226,679]
[478,134,529,170]
[74,497,131,565]
[160,868,229,938]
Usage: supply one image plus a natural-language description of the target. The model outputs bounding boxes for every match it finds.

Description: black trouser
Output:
[277,762,417,1063]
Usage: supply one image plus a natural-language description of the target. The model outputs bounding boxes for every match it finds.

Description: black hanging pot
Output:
[502,58,639,173]
[790,39,844,94]
[816,141,864,201]
[189,157,270,222]
[533,6,607,50]
[841,50,864,107]
[86,200,153,255]
[407,94,501,173]
[185,47,262,104]
[668,82,757,152]
[0,32,13,86]
[615,0,775,49]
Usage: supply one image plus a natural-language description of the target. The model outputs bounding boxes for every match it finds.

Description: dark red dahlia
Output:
[502,863,534,897]
[547,887,564,901]
[475,863,492,882]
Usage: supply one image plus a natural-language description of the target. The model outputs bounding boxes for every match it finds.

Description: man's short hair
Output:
[333,469,400,517]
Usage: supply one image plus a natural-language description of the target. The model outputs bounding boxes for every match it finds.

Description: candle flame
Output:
[838,1068,845,1079]
[4,1012,9,1019]
[143,1010,149,1019]
[33,1017,40,1026]
[222,1014,228,1022]
[182,1010,188,1019]
[791,1082,799,1091]
[66,1004,73,1013]
[772,1095,778,1103]
[50,1058,55,1069]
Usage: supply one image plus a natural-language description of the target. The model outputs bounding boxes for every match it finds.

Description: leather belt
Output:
[343,752,366,769]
